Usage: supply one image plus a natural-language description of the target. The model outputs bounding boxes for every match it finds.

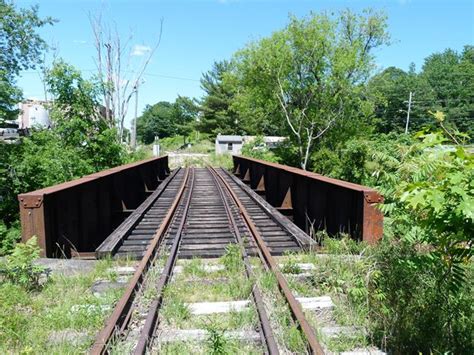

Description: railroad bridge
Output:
[17,156,384,353]
[18,155,383,259]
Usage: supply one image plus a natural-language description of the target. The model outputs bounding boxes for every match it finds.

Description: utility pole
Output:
[131,81,139,149]
[405,91,413,134]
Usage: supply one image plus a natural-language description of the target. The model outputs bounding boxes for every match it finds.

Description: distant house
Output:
[215,135,243,155]
[215,134,286,155]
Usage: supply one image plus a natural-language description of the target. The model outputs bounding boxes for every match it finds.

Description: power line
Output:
[20,69,201,82]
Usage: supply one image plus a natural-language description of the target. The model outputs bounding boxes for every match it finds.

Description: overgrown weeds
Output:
[0,257,124,353]
[0,236,46,290]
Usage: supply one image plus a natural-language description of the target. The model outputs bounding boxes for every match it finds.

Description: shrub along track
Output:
[90,167,323,354]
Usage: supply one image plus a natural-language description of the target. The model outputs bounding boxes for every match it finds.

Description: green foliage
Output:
[204,321,231,355]
[368,46,474,139]
[232,9,389,169]
[137,101,177,144]
[0,1,54,122]
[395,132,473,293]
[421,46,474,138]
[241,136,279,163]
[198,60,242,136]
[1,61,127,255]
[46,61,126,171]
[221,243,243,274]
[174,95,199,144]
[161,297,191,327]
[137,96,199,144]
[0,237,45,290]
[368,65,435,133]
[281,253,302,274]
[0,220,20,255]
[322,235,365,255]
[308,120,473,353]
[0,258,123,352]
[368,238,473,354]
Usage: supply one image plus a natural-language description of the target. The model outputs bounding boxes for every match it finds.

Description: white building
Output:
[215,134,286,155]
[17,100,51,130]
[215,135,243,155]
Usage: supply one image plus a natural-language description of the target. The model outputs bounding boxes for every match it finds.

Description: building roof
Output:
[216,135,243,143]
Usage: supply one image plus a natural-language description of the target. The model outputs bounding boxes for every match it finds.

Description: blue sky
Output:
[17,0,474,128]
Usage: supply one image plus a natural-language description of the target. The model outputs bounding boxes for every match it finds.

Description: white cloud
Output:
[131,44,151,57]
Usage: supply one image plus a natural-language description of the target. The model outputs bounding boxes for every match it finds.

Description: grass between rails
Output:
[155,245,263,353]
[0,258,134,354]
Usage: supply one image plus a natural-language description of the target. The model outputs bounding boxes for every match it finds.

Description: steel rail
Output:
[134,167,196,354]
[212,168,325,355]
[208,167,279,354]
[90,168,190,355]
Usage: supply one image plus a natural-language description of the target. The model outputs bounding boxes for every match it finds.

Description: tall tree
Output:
[136,101,176,144]
[173,96,199,145]
[0,1,54,122]
[89,12,163,142]
[421,46,474,138]
[368,65,436,133]
[198,61,242,136]
[46,61,125,170]
[233,10,390,169]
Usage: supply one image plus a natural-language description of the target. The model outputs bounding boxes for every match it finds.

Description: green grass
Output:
[0,259,128,354]
[160,297,257,331]
[163,274,252,303]
[154,339,262,355]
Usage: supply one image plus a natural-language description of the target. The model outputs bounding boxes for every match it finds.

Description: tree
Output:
[136,101,176,144]
[368,65,436,133]
[0,1,54,122]
[173,96,199,145]
[233,10,390,169]
[198,61,242,136]
[89,12,163,142]
[1,61,127,254]
[46,60,126,171]
[421,46,474,139]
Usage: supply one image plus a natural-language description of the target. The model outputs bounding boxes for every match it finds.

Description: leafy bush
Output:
[241,136,279,163]
[0,220,20,255]
[0,237,46,290]
[368,238,473,354]
[0,61,128,255]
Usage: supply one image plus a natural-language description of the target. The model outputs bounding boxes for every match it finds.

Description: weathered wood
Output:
[95,168,180,258]
[223,168,315,248]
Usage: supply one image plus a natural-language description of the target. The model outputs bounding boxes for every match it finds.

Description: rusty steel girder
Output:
[232,155,384,243]
[18,156,170,258]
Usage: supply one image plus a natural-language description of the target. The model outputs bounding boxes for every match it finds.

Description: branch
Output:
[276,74,299,138]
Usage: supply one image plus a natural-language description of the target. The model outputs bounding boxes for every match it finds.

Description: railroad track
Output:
[91,167,323,354]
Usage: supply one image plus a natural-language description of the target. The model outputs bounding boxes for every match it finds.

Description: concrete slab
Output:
[279,263,316,272]
[187,300,250,315]
[157,329,260,343]
[321,326,364,338]
[34,258,97,276]
[110,266,136,275]
[186,296,333,315]
[91,279,128,296]
[297,296,334,310]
